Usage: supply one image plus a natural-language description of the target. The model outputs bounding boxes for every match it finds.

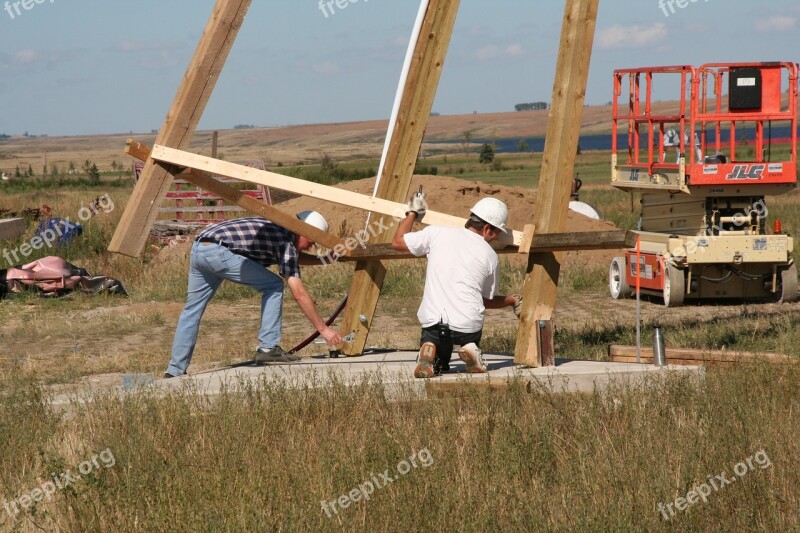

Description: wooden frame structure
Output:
[110,0,602,367]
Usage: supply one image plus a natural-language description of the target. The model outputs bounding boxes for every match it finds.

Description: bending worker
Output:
[391,194,522,378]
[165,213,342,378]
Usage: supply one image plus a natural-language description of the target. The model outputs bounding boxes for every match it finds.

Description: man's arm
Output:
[483,294,517,309]
[391,213,417,252]
[286,276,342,345]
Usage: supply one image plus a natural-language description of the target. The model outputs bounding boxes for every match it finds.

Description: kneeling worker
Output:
[165,212,343,378]
[391,195,522,378]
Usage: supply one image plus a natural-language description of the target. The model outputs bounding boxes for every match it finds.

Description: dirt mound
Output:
[276,175,625,270]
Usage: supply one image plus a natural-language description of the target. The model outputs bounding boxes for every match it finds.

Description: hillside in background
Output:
[0,99,642,173]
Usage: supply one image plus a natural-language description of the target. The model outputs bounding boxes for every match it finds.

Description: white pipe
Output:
[369,0,430,217]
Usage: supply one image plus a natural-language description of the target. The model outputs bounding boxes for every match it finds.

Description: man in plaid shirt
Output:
[165,212,342,377]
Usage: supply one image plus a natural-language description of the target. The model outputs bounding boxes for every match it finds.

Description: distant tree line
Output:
[515,102,548,111]
[234,124,256,129]
[0,133,10,140]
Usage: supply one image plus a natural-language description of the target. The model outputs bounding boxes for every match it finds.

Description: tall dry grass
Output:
[0,364,798,531]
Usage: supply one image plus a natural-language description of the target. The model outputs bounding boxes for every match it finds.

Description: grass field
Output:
[2,143,800,531]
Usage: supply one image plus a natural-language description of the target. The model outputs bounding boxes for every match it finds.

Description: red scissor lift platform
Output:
[608,62,798,306]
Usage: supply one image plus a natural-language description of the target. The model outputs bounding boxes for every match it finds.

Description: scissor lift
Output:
[608,62,799,306]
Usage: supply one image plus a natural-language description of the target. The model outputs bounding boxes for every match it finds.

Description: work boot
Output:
[255,346,302,364]
[414,342,437,378]
[458,343,487,373]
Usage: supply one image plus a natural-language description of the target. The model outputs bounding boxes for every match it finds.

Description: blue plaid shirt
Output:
[197,217,301,278]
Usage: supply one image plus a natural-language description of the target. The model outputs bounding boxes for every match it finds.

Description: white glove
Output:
[512,294,523,318]
[406,192,427,221]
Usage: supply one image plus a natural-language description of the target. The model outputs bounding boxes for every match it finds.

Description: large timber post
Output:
[108,0,252,257]
[339,0,461,355]
[514,0,600,366]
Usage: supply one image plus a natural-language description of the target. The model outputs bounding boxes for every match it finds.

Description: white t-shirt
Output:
[404,226,499,333]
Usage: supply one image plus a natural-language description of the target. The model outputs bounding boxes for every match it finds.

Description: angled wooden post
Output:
[339,0,460,355]
[514,0,600,366]
[108,0,252,257]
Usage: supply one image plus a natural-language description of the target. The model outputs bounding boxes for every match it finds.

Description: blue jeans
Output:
[166,241,284,376]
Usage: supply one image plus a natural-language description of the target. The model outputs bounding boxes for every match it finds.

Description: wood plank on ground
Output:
[608,344,797,365]
[0,218,26,241]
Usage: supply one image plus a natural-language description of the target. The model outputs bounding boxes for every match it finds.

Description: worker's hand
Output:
[512,294,523,318]
[406,192,427,222]
[320,326,342,346]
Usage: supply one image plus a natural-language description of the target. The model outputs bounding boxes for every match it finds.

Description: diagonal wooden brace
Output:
[125,140,345,250]
[148,144,525,248]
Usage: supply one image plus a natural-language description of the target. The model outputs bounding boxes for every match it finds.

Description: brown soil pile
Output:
[277,175,625,269]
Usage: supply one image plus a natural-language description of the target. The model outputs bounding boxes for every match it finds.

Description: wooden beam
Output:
[148,145,524,246]
[609,344,798,365]
[0,218,26,241]
[514,0,599,367]
[340,0,461,355]
[108,0,252,257]
[125,140,344,250]
[338,230,635,261]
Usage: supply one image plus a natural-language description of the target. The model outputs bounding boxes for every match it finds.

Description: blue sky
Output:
[0,0,798,136]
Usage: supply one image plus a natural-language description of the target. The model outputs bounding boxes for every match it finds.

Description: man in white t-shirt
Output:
[391,195,522,378]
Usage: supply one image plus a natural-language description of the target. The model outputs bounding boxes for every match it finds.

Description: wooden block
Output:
[537,319,555,367]
[518,224,536,254]
[0,218,26,241]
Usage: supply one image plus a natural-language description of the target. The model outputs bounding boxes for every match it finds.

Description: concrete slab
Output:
[49,351,704,409]
[0,218,26,241]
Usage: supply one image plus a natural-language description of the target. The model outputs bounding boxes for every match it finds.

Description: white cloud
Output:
[505,44,524,57]
[755,16,796,32]
[475,43,525,61]
[313,61,339,75]
[136,51,181,70]
[114,41,179,53]
[12,49,39,65]
[597,23,667,50]
[391,36,408,48]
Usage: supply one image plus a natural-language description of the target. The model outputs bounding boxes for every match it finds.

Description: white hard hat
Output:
[470,197,508,233]
[297,210,329,232]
